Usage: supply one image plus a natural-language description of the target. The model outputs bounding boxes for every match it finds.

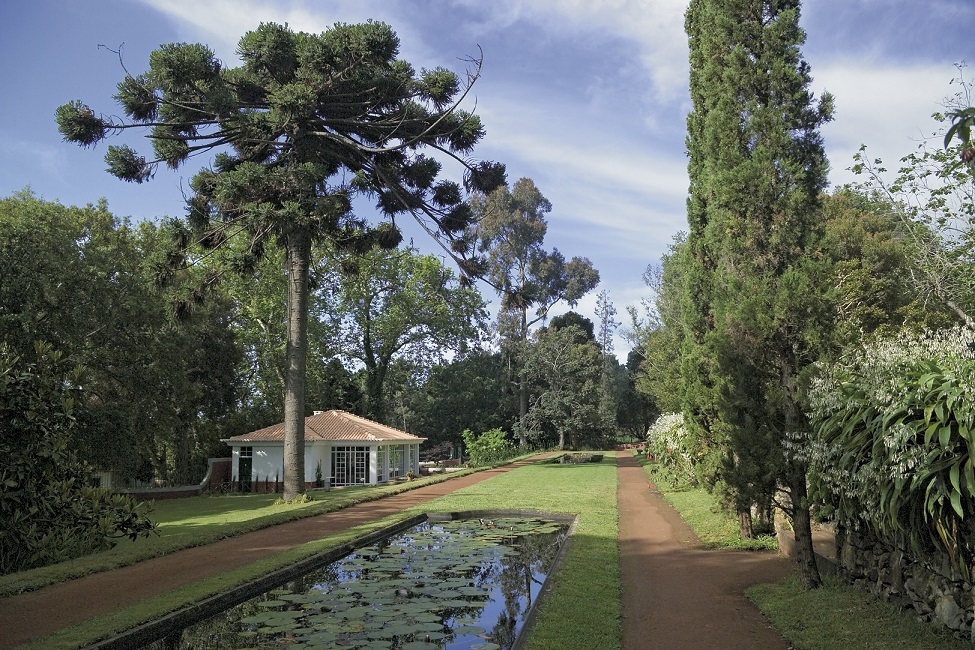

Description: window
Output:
[331,446,370,486]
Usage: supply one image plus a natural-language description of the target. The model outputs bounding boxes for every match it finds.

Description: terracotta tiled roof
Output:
[222,410,426,444]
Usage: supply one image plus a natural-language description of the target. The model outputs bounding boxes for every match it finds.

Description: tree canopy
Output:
[58,21,505,499]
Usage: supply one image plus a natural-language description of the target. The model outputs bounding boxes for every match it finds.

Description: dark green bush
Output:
[0,342,156,575]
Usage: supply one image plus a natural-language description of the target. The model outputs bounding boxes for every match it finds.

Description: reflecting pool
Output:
[155,516,569,650]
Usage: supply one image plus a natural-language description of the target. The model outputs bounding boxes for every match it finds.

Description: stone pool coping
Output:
[92,509,578,650]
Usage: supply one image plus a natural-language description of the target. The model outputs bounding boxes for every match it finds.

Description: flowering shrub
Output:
[645,413,701,487]
[807,326,975,574]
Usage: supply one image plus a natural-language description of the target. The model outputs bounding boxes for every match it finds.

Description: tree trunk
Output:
[282,234,310,501]
[738,509,754,539]
[781,357,821,588]
[518,305,528,447]
[787,467,821,589]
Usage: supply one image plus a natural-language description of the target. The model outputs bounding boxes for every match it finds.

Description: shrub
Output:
[645,413,701,488]
[461,427,516,467]
[0,343,155,574]
[807,326,975,574]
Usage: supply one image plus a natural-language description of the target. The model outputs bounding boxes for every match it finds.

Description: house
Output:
[222,410,426,491]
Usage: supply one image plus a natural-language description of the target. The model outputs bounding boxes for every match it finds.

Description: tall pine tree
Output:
[683,0,833,588]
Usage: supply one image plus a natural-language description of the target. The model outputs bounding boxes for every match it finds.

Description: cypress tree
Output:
[682,0,833,588]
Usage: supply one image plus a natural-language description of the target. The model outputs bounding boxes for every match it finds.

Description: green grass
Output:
[639,455,971,649]
[749,576,971,650]
[642,460,777,550]
[0,469,479,598]
[18,454,621,650]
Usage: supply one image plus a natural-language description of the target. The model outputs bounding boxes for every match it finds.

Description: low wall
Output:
[116,458,232,500]
[835,524,974,640]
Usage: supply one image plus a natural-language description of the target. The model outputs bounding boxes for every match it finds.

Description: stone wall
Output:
[835,524,974,641]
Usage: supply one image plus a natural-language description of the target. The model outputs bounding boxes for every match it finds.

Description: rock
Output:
[935,594,964,631]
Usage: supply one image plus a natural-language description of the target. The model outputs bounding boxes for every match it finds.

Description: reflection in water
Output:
[152,517,568,650]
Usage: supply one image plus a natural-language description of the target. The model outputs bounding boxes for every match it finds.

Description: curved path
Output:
[2,453,797,649]
[618,452,793,649]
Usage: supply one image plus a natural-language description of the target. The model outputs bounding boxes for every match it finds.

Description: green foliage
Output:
[328,245,487,423]
[0,192,242,485]
[850,70,975,325]
[523,324,602,450]
[0,342,155,575]
[461,427,516,467]
[807,327,975,575]
[645,413,701,488]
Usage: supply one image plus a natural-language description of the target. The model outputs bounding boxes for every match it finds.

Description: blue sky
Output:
[1,1,973,358]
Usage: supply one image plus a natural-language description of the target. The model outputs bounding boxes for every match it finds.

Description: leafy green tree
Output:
[0,342,155,574]
[327,246,487,423]
[405,350,517,446]
[461,427,516,467]
[523,324,602,450]
[851,74,975,326]
[57,22,505,499]
[819,188,956,349]
[595,289,620,435]
[626,238,685,417]
[0,193,241,485]
[683,0,833,587]
[469,177,599,445]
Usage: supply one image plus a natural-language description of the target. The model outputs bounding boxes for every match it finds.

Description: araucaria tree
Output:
[683,0,833,588]
[469,177,599,444]
[57,22,505,500]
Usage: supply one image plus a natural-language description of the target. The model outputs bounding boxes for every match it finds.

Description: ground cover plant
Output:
[19,454,619,650]
[640,453,777,551]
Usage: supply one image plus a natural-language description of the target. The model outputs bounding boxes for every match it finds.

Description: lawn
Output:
[639,455,972,650]
[0,469,478,598]
[19,454,621,650]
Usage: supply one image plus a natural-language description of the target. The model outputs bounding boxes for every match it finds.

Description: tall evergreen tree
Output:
[683,0,833,588]
[57,22,504,500]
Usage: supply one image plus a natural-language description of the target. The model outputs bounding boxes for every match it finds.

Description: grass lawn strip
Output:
[748,577,970,650]
[21,455,621,650]
[0,464,495,598]
[640,454,970,649]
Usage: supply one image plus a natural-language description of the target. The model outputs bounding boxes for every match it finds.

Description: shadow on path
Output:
[617,452,793,650]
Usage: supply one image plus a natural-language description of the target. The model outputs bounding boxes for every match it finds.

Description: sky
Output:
[1,0,973,359]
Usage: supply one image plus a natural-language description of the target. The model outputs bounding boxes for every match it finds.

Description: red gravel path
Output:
[617,452,793,649]
[1,453,799,649]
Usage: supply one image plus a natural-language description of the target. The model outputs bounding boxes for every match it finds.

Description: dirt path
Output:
[2,453,801,649]
[0,458,553,649]
[617,452,793,649]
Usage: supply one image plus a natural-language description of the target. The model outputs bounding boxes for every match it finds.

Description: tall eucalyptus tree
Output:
[469,177,598,444]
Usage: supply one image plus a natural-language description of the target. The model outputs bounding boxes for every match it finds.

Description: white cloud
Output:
[815,62,959,188]
[450,0,690,100]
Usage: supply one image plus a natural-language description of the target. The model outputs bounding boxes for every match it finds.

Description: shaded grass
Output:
[0,469,479,598]
[20,454,621,650]
[642,460,777,551]
[748,576,971,650]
